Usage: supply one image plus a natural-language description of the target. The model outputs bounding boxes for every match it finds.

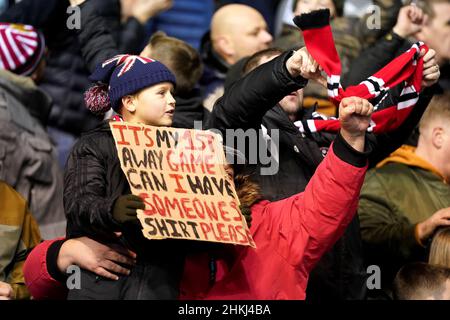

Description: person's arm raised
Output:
[207,48,324,131]
[261,97,373,272]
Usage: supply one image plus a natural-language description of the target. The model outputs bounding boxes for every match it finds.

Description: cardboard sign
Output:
[110,122,255,248]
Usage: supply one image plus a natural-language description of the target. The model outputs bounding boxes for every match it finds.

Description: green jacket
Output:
[358,145,450,295]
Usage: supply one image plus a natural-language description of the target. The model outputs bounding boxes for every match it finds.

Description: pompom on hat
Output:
[85,54,176,115]
[0,23,46,76]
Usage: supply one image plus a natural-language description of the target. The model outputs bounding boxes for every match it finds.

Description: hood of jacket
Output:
[172,88,208,129]
[200,31,229,76]
[0,69,53,126]
[377,145,445,182]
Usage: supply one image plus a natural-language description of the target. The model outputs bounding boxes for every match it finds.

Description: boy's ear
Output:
[122,95,137,113]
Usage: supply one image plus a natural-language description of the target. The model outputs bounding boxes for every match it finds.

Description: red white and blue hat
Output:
[85,54,176,115]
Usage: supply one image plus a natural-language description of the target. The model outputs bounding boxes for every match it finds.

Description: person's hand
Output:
[393,4,427,38]
[132,0,173,24]
[112,194,145,224]
[0,281,13,300]
[339,97,374,152]
[420,48,440,88]
[58,237,137,280]
[416,208,450,244]
[286,47,327,87]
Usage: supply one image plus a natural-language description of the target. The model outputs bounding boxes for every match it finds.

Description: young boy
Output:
[63,54,181,300]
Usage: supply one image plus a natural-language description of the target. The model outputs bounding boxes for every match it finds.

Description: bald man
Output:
[211,4,273,66]
[200,4,273,111]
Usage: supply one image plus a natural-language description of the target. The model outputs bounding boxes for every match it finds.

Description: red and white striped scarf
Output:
[292,9,427,134]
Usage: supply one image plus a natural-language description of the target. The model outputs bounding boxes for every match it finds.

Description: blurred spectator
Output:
[144,0,213,50]
[199,4,273,111]
[215,0,282,35]
[344,1,450,91]
[141,32,208,128]
[0,0,172,168]
[393,262,450,300]
[0,23,66,238]
[358,92,450,299]
[275,0,403,116]
[0,181,41,299]
[344,0,374,17]
[429,227,450,268]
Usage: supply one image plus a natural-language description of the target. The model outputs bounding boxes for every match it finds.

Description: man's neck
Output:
[415,144,443,175]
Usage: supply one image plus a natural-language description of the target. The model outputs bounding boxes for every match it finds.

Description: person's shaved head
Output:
[415,92,450,182]
[211,4,273,65]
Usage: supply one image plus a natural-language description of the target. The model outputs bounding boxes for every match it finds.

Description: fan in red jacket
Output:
[23,92,373,300]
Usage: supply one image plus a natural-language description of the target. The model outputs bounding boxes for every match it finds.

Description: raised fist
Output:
[393,4,427,38]
[286,47,327,87]
[339,97,374,151]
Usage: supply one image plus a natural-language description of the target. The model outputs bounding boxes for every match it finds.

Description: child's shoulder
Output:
[72,121,114,154]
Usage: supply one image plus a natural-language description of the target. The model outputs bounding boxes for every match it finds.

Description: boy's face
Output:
[295,0,336,18]
[128,82,176,127]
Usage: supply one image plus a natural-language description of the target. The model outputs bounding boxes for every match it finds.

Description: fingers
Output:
[423,69,440,80]
[420,49,439,88]
[109,244,137,259]
[124,208,138,217]
[422,69,440,85]
[423,49,436,65]
[92,266,120,281]
[106,247,137,266]
[125,194,143,203]
[314,74,328,88]
[0,282,13,300]
[436,208,450,219]
[125,195,145,210]
[340,97,373,117]
[101,260,131,277]
[360,99,374,117]
[408,4,424,24]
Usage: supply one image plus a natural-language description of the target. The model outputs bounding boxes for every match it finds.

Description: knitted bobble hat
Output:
[85,54,176,115]
[0,23,46,76]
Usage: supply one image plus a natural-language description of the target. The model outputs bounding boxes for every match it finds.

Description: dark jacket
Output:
[343,31,412,88]
[64,121,186,298]
[0,0,146,136]
[207,51,435,300]
[172,88,210,129]
[199,32,229,101]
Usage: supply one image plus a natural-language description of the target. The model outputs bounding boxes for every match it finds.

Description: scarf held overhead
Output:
[292,9,427,135]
